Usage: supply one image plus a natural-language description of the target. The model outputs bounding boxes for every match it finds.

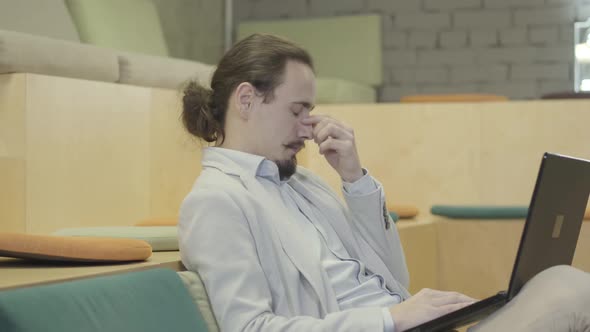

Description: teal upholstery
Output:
[238,15,382,87]
[178,271,220,332]
[0,269,208,332]
[431,205,529,219]
[65,0,169,56]
[389,211,400,223]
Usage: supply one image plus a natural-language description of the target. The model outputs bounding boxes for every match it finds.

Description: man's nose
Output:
[298,118,313,140]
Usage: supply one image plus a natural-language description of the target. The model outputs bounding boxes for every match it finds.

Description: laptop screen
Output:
[507,153,590,299]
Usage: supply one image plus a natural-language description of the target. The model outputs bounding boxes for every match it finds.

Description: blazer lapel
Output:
[290,175,411,298]
[289,177,363,258]
[241,176,330,314]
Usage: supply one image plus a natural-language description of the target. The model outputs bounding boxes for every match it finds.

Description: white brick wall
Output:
[454,11,512,28]
[511,64,570,80]
[395,13,451,29]
[234,0,583,101]
[391,67,449,84]
[469,29,498,46]
[409,31,437,49]
[499,28,527,46]
[450,65,508,83]
[514,7,575,26]
[440,31,468,48]
[530,27,560,44]
[424,0,482,11]
[418,49,476,65]
[483,0,544,9]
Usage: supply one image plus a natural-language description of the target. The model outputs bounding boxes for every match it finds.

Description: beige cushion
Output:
[53,226,178,251]
[0,0,80,42]
[117,52,215,89]
[0,29,119,82]
[178,271,220,332]
[0,232,151,262]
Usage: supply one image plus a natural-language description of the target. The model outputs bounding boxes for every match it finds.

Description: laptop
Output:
[407,152,590,332]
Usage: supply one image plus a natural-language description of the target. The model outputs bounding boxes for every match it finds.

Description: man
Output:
[178,34,590,331]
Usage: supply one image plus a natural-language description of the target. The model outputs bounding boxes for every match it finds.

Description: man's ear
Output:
[234,82,255,120]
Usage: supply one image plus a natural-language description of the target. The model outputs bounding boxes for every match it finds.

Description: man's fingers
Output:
[318,137,352,155]
[301,114,326,127]
[430,292,476,306]
[314,123,353,144]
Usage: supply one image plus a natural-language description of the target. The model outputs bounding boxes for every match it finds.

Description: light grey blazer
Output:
[179,148,410,332]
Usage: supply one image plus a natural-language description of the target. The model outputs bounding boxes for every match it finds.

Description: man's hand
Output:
[389,288,477,332]
[302,115,363,183]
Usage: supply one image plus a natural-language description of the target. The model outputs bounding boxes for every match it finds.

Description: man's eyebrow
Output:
[292,101,316,111]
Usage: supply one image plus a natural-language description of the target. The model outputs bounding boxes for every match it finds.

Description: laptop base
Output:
[407,291,508,332]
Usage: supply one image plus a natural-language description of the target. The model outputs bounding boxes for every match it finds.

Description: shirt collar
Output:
[204,147,283,185]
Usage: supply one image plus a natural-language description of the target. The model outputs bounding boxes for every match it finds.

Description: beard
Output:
[275,156,298,181]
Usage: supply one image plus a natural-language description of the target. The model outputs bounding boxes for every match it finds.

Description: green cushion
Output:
[431,205,529,219]
[65,0,169,56]
[0,269,208,332]
[316,77,376,104]
[238,15,382,87]
[53,226,178,251]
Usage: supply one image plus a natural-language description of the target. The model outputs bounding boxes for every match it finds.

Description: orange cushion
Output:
[400,94,508,103]
[585,209,590,221]
[134,217,178,227]
[0,232,152,262]
[389,205,419,219]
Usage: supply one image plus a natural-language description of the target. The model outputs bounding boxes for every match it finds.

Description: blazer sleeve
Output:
[178,187,386,332]
[341,175,410,289]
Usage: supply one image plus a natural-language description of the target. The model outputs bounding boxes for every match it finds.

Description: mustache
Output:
[284,141,305,150]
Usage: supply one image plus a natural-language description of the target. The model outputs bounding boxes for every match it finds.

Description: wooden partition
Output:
[2,74,590,232]
[301,102,590,215]
[0,74,201,233]
[434,219,590,299]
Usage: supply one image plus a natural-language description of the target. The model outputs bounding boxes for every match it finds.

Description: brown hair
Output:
[182,33,314,143]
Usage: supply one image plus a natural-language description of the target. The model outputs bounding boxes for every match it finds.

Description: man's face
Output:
[249,61,316,179]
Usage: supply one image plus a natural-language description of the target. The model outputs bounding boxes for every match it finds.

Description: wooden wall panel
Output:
[149,88,202,218]
[434,220,590,299]
[303,102,590,216]
[0,74,26,232]
[479,100,590,205]
[25,75,151,233]
[397,220,438,294]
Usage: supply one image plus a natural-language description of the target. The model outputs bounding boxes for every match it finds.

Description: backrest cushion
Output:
[0,268,208,332]
[238,15,382,86]
[66,0,169,56]
[0,0,80,41]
